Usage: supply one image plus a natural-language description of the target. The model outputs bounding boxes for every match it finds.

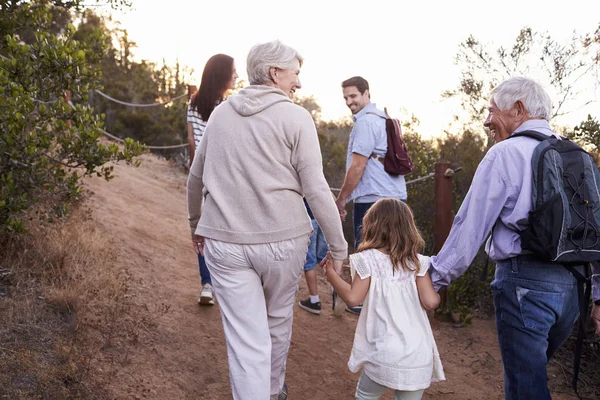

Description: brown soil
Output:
[83,153,581,400]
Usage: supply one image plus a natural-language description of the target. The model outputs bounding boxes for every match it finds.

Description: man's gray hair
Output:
[492,77,553,121]
[246,40,304,85]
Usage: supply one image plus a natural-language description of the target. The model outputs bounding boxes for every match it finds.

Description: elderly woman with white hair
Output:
[187,40,347,400]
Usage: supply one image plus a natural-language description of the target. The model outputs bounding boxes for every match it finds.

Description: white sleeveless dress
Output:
[347,250,445,390]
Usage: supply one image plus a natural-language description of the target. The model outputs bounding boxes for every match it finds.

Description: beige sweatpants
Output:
[204,235,309,400]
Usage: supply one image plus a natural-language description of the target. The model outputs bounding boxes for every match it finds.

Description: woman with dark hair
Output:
[187,53,238,306]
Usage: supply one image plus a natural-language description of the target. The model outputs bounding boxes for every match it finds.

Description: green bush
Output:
[0,1,143,232]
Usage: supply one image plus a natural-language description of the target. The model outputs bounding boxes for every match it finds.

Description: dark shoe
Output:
[298,298,321,315]
[346,303,362,315]
[278,383,288,400]
[332,291,346,317]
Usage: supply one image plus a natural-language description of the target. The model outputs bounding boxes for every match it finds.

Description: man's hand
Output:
[191,233,204,256]
[592,304,600,335]
[335,197,347,222]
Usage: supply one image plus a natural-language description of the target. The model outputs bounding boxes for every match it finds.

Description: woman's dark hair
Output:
[190,54,234,120]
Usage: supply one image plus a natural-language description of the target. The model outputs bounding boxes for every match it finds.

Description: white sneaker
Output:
[332,292,346,317]
[198,283,215,305]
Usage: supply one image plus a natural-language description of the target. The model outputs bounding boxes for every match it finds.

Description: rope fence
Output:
[68,90,190,150]
[329,170,439,192]
[1,54,189,150]
[100,129,188,149]
[94,89,187,107]
[329,167,461,193]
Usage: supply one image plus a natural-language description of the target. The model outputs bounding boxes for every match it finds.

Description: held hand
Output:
[592,304,600,335]
[335,198,347,222]
[319,252,343,280]
[333,259,343,276]
[319,252,331,275]
[191,233,205,256]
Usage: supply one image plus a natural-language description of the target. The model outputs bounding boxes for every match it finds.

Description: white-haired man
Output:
[429,76,600,399]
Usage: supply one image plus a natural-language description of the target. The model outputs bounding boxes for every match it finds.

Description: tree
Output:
[76,15,191,153]
[375,112,439,252]
[443,26,600,140]
[0,0,143,232]
[438,25,600,321]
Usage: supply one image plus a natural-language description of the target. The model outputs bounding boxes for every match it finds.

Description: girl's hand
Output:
[319,252,332,275]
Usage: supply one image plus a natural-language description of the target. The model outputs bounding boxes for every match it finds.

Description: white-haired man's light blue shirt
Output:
[430,118,598,300]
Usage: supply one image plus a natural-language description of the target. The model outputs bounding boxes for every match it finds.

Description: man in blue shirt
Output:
[335,76,407,314]
[429,76,600,399]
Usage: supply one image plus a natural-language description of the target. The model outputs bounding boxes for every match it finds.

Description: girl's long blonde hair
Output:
[357,198,424,273]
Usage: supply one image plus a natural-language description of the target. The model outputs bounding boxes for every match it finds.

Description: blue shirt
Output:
[346,103,407,202]
[431,119,568,290]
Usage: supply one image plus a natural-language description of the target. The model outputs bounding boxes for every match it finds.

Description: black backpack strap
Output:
[563,263,592,396]
[507,130,550,142]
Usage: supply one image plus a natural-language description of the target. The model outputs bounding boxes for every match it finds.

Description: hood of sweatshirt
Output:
[227,85,293,117]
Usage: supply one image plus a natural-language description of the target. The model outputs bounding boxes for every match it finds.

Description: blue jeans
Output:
[304,219,328,271]
[198,253,212,286]
[491,255,580,400]
[353,199,406,248]
[353,202,375,249]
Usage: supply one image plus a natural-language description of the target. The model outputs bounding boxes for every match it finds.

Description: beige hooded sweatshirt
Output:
[187,85,347,261]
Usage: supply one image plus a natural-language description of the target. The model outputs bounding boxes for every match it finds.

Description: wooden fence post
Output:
[434,161,454,321]
[434,162,453,252]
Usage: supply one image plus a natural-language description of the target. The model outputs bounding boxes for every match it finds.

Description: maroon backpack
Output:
[367,109,414,176]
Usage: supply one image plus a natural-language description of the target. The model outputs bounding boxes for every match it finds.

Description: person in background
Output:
[187,40,347,400]
[335,76,408,315]
[324,198,444,399]
[187,53,238,306]
[297,198,329,315]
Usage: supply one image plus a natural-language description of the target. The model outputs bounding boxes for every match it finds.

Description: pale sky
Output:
[104,0,600,138]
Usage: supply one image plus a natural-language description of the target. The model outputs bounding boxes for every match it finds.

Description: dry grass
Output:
[0,206,155,399]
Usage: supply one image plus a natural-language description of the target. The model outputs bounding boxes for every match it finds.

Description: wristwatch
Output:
[595,299,600,306]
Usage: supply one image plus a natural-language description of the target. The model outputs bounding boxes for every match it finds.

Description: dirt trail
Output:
[84,154,578,399]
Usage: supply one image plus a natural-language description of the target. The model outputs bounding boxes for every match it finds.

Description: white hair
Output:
[492,76,553,121]
[246,40,304,85]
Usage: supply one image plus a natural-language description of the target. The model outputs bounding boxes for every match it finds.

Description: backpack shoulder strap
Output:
[365,112,386,120]
[508,130,550,142]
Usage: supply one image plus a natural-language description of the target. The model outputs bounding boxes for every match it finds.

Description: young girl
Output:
[324,198,445,399]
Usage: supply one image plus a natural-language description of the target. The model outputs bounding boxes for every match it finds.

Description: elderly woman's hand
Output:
[191,233,205,256]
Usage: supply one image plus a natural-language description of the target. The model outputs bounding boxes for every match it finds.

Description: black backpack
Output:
[508,130,599,393]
